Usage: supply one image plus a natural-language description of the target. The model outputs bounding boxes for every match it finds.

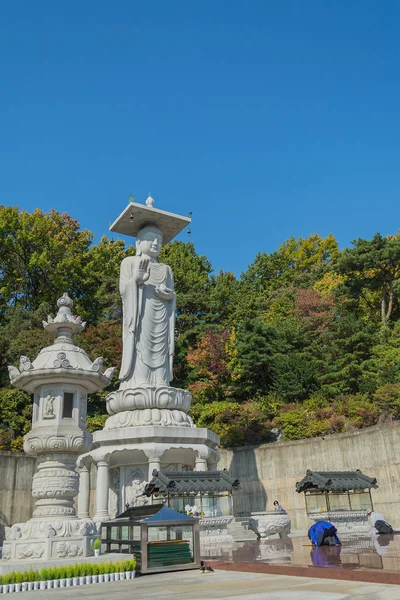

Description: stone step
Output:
[227,518,258,541]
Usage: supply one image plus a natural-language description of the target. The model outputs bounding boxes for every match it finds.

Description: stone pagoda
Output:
[2,293,115,561]
[78,196,220,519]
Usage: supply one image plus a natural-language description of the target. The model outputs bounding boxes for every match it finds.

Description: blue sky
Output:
[1,1,399,276]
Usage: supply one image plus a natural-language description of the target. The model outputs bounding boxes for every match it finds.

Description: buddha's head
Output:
[136,225,163,258]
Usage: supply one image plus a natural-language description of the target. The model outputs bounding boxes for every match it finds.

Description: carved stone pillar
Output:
[31,454,79,519]
[77,464,91,518]
[94,460,110,520]
[147,457,161,480]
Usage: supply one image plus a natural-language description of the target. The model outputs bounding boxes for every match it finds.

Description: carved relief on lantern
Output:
[42,393,56,419]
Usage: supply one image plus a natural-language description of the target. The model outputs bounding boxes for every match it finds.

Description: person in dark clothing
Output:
[308,521,341,547]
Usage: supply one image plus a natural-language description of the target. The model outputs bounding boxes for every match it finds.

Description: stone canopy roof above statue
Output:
[296,469,378,493]
[110,195,191,243]
[144,470,241,496]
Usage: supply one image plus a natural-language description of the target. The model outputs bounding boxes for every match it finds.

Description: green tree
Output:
[336,233,400,327]
[160,241,214,385]
[0,206,92,315]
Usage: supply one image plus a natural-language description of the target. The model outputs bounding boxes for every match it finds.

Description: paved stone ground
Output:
[14,569,400,599]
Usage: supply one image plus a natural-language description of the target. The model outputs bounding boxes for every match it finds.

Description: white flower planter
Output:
[53,580,60,588]
[85,576,92,585]
[104,573,110,582]
[98,574,104,583]
[9,584,15,593]
[15,583,22,592]
[79,577,85,586]
[92,575,98,584]
[60,579,66,587]
[39,581,46,590]
[33,581,40,590]
[66,578,72,587]
[27,582,33,591]
[72,577,79,586]
[2,584,9,593]
[47,580,53,589]
[120,572,125,580]
[22,582,28,592]
[115,573,120,581]
[126,572,132,580]
[94,549,100,557]
[109,573,115,582]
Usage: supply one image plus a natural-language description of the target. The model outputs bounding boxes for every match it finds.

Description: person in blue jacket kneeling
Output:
[308,521,341,546]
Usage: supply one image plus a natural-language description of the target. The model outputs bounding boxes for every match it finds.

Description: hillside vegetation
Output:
[1,205,400,450]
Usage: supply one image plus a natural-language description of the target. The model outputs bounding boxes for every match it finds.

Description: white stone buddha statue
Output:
[119,224,176,390]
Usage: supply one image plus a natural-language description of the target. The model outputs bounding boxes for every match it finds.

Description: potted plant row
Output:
[0,558,137,593]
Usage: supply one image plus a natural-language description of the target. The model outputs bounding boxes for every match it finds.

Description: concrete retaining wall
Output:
[1,421,400,536]
[218,421,400,530]
[0,452,36,544]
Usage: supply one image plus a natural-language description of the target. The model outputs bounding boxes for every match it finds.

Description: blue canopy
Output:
[140,505,196,523]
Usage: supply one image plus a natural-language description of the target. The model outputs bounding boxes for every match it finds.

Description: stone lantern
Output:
[2,293,115,562]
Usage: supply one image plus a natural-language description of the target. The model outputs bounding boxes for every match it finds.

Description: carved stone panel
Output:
[124,467,149,507]
[42,393,56,419]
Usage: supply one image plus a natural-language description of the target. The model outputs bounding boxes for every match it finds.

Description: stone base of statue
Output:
[2,519,97,561]
[248,511,291,540]
[79,425,220,519]
[105,385,194,428]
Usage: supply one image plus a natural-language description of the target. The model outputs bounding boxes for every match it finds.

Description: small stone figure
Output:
[44,395,55,418]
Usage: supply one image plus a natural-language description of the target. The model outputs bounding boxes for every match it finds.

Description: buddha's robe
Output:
[119,256,175,388]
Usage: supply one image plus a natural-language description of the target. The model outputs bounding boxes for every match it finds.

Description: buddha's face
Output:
[137,227,163,257]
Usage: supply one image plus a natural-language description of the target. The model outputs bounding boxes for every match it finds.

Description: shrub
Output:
[97,562,105,575]
[93,537,101,550]
[374,383,400,419]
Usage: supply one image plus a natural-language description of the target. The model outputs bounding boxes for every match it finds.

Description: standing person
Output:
[273,500,284,511]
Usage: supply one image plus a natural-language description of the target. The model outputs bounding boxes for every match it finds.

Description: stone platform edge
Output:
[207,560,400,586]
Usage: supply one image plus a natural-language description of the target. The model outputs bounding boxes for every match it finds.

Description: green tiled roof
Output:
[144,469,240,496]
[296,469,378,493]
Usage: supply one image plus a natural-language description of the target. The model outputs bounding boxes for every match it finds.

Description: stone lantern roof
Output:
[8,292,115,393]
